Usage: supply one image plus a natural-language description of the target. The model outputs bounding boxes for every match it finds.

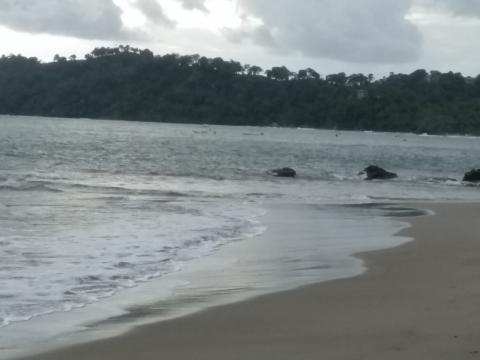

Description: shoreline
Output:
[6,202,411,359]
[18,202,480,359]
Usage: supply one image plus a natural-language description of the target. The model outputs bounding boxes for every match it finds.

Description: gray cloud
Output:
[178,0,208,12]
[223,25,277,48]
[233,0,422,64]
[3,0,479,68]
[133,0,175,26]
[0,0,129,40]
[429,0,480,17]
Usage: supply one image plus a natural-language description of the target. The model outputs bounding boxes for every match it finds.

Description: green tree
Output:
[266,66,291,81]
[1,46,480,135]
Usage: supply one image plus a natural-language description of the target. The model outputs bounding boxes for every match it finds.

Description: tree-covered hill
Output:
[1,45,480,134]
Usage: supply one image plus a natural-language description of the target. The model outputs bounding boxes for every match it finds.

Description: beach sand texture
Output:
[21,203,480,360]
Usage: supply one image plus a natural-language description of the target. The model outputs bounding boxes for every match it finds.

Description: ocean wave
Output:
[0,183,63,193]
[61,182,193,198]
[414,176,460,184]
[0,175,202,199]
[0,193,267,331]
[281,172,466,187]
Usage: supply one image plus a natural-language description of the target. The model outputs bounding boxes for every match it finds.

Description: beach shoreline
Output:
[4,202,410,359]
[17,201,480,360]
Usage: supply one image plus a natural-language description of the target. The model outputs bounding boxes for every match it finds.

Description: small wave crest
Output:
[0,180,63,193]
[59,182,193,198]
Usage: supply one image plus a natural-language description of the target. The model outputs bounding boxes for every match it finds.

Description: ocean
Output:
[1,115,480,358]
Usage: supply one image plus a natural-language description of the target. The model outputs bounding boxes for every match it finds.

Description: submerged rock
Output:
[360,165,398,180]
[268,167,297,178]
[463,169,480,182]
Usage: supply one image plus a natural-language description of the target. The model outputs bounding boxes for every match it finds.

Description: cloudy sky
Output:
[0,0,479,76]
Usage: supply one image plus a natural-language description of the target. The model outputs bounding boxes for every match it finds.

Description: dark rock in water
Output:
[268,167,296,178]
[360,165,398,180]
[463,169,480,182]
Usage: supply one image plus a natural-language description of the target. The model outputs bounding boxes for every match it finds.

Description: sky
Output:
[0,0,479,77]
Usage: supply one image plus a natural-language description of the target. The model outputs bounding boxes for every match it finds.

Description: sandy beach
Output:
[19,202,480,360]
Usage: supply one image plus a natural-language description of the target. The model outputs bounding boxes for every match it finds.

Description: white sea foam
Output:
[0,173,267,334]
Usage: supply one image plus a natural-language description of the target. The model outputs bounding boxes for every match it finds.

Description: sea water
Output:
[1,115,480,358]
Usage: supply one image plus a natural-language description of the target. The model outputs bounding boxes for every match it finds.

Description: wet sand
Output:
[20,203,480,360]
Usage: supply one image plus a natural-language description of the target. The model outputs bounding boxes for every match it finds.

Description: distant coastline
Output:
[1,45,479,135]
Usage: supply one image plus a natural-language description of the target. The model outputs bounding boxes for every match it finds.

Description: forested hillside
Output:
[1,45,480,134]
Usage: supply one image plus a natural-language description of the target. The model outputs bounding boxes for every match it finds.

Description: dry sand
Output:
[20,203,480,360]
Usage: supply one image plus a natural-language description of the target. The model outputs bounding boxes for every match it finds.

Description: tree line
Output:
[1,45,480,134]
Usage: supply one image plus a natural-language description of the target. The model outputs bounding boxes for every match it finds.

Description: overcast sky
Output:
[0,0,479,76]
